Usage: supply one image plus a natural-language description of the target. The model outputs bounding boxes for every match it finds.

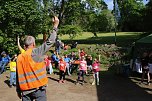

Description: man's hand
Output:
[52,16,59,28]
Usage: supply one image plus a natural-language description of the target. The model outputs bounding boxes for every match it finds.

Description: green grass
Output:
[37,32,144,47]
[59,32,142,40]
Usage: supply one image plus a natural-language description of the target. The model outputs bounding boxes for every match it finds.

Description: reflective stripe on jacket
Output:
[17,48,48,91]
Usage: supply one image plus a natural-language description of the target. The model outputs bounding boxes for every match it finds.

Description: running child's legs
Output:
[59,70,65,81]
[77,70,85,82]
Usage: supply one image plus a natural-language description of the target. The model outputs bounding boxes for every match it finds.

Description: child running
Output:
[59,56,66,83]
[92,58,100,85]
[76,56,87,85]
[9,54,17,88]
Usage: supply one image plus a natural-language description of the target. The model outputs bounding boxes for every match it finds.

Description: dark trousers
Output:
[54,61,58,69]
[70,64,78,74]
[59,70,65,80]
[22,89,46,101]
[77,70,85,82]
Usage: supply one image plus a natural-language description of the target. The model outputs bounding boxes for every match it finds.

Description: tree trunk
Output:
[59,0,65,25]
[43,32,47,42]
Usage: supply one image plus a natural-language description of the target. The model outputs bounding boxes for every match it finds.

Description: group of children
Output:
[44,49,101,86]
[7,49,101,88]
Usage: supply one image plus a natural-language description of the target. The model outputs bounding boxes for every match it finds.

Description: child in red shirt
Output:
[44,55,53,74]
[59,56,66,83]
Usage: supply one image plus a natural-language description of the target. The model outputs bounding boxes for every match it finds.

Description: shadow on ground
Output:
[96,66,152,101]
[4,76,10,87]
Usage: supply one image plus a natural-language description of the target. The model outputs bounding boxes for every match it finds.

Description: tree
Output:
[117,0,145,31]
[38,0,53,42]
[143,0,152,32]
[0,0,44,53]
[59,25,82,39]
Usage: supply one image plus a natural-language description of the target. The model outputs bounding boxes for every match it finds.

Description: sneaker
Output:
[92,81,95,85]
[58,80,62,83]
[13,84,16,87]
[147,82,150,86]
[9,85,12,88]
[75,81,79,85]
[62,80,65,83]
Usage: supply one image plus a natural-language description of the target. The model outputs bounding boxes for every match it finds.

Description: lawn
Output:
[37,32,143,47]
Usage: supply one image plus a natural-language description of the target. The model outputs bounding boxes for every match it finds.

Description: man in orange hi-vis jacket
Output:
[16,16,59,101]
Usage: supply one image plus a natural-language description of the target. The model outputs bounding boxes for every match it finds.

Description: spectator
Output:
[140,52,150,85]
[9,54,17,88]
[16,16,59,101]
[0,51,11,74]
[55,37,62,54]
[148,51,152,78]
[92,58,100,85]
[59,56,66,83]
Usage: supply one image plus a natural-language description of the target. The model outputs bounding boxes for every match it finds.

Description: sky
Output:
[104,0,149,10]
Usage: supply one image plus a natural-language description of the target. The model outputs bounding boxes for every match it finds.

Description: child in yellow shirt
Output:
[9,54,17,88]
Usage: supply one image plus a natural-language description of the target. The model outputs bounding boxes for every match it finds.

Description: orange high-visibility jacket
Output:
[17,48,48,91]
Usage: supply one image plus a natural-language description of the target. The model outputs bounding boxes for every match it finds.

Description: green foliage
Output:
[97,10,115,32]
[0,36,3,44]
[0,0,44,53]
[62,48,78,55]
[143,1,152,32]
[117,0,145,31]
[59,25,82,39]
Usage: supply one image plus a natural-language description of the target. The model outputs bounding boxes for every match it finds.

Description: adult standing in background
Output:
[140,52,150,85]
[55,36,62,54]
[16,16,59,101]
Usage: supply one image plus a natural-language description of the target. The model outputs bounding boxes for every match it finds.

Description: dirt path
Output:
[0,69,152,101]
[0,71,98,101]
